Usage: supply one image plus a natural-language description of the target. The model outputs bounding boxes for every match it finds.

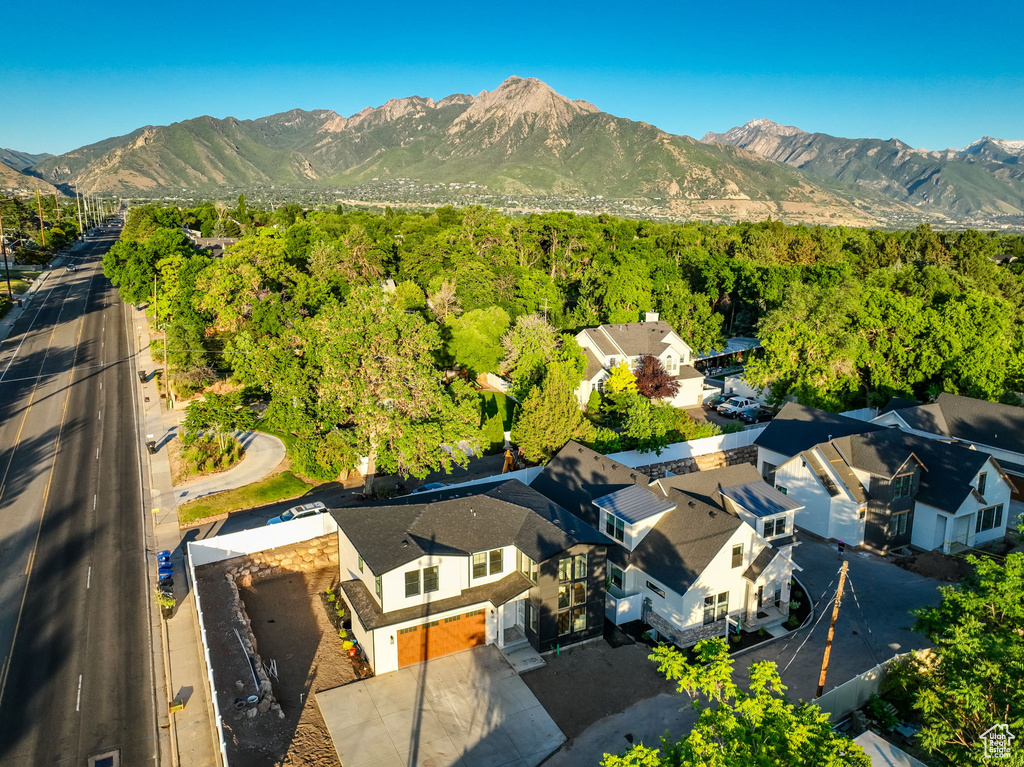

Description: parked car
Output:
[411,482,448,495]
[738,406,775,424]
[65,264,76,272]
[267,501,326,525]
[704,392,737,410]
[718,397,759,417]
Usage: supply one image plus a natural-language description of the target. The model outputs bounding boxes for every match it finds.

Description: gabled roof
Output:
[330,479,609,574]
[593,484,675,524]
[890,402,948,435]
[720,481,802,518]
[531,441,651,527]
[754,402,882,457]
[815,443,870,503]
[610,493,743,596]
[655,462,764,510]
[581,321,685,359]
[815,429,996,514]
[582,348,604,381]
[931,393,1024,454]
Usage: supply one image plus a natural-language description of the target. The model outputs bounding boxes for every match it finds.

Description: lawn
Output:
[478,391,515,454]
[7,271,41,295]
[176,469,314,526]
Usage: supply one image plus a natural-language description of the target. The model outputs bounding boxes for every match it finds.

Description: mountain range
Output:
[11,77,1024,226]
[701,119,1024,219]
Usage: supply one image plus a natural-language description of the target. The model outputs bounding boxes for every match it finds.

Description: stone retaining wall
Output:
[218,534,340,720]
[637,445,758,479]
[222,534,340,584]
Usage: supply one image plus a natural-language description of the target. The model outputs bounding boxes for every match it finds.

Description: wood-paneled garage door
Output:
[396,609,486,667]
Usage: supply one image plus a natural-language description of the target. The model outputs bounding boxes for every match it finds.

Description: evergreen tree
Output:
[511,362,584,462]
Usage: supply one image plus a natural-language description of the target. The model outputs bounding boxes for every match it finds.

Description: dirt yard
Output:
[893,550,975,582]
[521,638,676,739]
[197,563,358,766]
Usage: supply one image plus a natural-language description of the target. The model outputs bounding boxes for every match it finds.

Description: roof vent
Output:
[688,501,695,508]
[708,509,716,518]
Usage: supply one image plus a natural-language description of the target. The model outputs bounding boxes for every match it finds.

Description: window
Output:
[473,548,503,579]
[423,566,439,594]
[646,580,665,598]
[357,556,364,573]
[762,462,778,485]
[558,557,572,582]
[473,552,487,579]
[574,553,587,580]
[609,564,624,591]
[703,592,729,625]
[605,512,625,542]
[774,586,782,607]
[978,472,987,496]
[518,552,538,583]
[731,544,743,568]
[775,485,788,495]
[405,570,421,598]
[893,474,913,499]
[557,553,591,635]
[976,504,1004,533]
[891,512,909,537]
[527,602,538,633]
[764,517,786,538]
[374,576,382,598]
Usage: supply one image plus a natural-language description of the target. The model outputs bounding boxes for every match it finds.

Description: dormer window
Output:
[604,512,625,542]
[978,472,987,496]
[893,474,913,499]
[764,517,787,538]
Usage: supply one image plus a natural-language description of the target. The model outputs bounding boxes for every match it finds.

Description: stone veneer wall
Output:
[636,445,758,480]
[219,534,340,720]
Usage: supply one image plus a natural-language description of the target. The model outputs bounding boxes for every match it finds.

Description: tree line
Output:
[101,200,1024,479]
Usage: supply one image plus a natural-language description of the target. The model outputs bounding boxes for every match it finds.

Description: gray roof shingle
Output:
[742,547,779,582]
[927,393,1024,454]
[754,402,882,457]
[330,479,609,574]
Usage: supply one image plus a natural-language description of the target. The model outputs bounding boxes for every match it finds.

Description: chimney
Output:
[644,312,659,323]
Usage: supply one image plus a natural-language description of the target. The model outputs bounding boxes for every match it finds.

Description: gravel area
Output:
[196,563,358,766]
[521,638,677,739]
[892,549,974,582]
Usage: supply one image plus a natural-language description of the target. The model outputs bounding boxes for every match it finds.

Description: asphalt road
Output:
[0,230,158,765]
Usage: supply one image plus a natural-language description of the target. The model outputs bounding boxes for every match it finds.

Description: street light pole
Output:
[76,192,84,237]
[0,210,14,301]
[35,189,46,247]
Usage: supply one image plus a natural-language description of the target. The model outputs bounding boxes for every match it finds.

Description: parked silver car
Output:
[267,501,326,525]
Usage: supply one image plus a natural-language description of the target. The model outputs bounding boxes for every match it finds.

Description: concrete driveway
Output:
[546,535,943,766]
[316,645,564,767]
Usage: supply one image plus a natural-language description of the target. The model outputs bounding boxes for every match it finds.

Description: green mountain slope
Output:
[29,77,925,225]
[1,148,53,172]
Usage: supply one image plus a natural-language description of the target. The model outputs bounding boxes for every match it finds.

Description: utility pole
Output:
[76,191,84,236]
[816,560,849,698]
[0,210,13,300]
[35,189,46,247]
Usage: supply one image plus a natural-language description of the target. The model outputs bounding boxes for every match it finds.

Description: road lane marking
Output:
[87,567,91,589]
[76,674,82,712]
[98,410,102,420]
[96,448,99,460]
[93,494,97,509]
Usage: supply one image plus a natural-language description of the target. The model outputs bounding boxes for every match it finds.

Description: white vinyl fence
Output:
[187,513,339,766]
[813,650,928,721]
[600,427,766,470]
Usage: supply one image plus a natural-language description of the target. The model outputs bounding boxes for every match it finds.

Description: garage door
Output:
[397,609,486,667]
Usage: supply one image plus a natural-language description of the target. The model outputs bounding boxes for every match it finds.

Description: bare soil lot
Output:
[521,638,676,739]
[197,563,358,766]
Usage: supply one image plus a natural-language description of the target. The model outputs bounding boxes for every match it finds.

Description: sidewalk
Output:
[171,429,285,505]
[129,305,222,767]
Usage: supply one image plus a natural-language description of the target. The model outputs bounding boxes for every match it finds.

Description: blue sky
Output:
[3,0,1022,155]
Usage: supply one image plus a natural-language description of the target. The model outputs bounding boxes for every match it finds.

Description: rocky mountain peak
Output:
[701,118,806,145]
[452,76,599,131]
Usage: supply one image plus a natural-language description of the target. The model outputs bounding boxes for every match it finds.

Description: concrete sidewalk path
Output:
[171,429,286,506]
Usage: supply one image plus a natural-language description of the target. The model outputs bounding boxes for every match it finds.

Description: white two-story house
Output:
[756,402,1013,554]
[532,443,801,646]
[330,480,611,674]
[574,313,705,408]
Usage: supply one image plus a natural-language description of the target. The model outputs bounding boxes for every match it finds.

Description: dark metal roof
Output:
[720,481,802,518]
[592,484,676,524]
[754,402,882,457]
[330,479,609,574]
[654,462,764,510]
[742,547,779,582]
[341,572,533,631]
[531,441,651,528]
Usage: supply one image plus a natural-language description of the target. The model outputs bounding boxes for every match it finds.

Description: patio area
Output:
[315,644,564,767]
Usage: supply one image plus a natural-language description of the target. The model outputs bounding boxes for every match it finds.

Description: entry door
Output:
[934,515,947,551]
[952,515,970,547]
[516,598,526,626]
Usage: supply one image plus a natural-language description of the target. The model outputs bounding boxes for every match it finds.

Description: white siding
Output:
[773,453,865,545]
[381,554,465,613]
[912,458,1011,550]
[757,447,790,480]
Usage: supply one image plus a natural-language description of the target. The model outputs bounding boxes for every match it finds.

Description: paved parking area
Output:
[316,645,564,767]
